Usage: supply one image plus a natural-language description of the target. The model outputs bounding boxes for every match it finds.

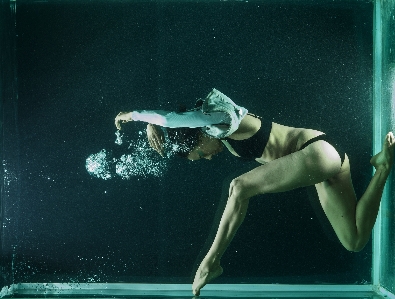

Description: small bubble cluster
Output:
[85,150,112,180]
[115,130,123,145]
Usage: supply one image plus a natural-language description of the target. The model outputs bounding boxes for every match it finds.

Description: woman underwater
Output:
[114,88,395,296]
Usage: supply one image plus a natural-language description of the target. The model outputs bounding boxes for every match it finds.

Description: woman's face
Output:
[187,134,224,161]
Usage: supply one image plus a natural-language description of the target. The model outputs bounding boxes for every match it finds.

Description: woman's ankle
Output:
[202,254,221,268]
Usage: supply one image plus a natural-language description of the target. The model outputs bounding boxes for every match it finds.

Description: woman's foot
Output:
[192,261,223,296]
[370,132,395,172]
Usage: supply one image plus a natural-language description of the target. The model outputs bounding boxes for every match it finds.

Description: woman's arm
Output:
[131,110,228,128]
[228,114,262,140]
[115,110,228,130]
[115,110,228,156]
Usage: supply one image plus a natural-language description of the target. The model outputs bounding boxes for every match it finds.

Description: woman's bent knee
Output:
[344,243,365,253]
[351,238,368,252]
[341,237,367,252]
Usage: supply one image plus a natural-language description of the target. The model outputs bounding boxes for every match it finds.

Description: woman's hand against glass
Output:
[115,112,133,130]
[147,124,165,156]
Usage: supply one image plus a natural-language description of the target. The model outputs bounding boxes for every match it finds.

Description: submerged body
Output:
[115,89,395,296]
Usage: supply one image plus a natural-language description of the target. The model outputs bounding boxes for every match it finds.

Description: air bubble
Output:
[115,130,123,145]
[85,150,112,180]
[86,132,170,180]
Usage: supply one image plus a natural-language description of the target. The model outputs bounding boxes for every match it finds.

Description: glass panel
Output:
[0,0,18,292]
[2,0,375,292]
[4,283,385,298]
[380,0,395,293]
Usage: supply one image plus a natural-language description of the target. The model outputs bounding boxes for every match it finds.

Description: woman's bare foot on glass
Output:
[192,260,223,296]
[370,132,395,172]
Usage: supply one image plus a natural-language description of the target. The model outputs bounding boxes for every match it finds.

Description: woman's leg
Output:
[192,133,395,296]
[315,132,395,252]
[192,139,343,296]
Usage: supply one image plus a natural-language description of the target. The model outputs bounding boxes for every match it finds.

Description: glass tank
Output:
[0,0,394,298]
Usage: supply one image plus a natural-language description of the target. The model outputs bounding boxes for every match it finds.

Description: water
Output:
[1,0,394,298]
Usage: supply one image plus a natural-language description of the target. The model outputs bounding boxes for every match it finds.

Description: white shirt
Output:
[131,110,229,128]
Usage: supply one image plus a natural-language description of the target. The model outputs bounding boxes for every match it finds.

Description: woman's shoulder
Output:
[228,114,263,140]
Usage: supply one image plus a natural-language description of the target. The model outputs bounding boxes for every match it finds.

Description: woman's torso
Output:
[226,114,324,164]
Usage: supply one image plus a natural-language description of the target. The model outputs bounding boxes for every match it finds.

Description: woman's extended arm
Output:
[115,109,229,156]
[132,110,228,128]
[115,110,228,130]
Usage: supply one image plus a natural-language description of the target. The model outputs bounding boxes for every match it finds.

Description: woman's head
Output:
[165,102,202,158]
[166,100,223,160]
[167,128,223,160]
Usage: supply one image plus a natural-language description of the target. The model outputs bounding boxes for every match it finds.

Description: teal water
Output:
[0,0,393,298]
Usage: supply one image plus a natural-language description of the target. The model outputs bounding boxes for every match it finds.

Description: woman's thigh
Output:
[234,140,342,199]
[314,154,358,250]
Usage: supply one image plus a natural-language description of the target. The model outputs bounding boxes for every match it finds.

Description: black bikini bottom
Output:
[299,134,346,166]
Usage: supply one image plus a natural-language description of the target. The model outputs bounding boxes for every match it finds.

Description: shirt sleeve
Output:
[131,110,229,128]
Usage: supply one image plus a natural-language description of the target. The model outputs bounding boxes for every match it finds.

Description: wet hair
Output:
[166,100,204,158]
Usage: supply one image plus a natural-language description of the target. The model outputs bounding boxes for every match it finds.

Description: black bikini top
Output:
[225,115,272,161]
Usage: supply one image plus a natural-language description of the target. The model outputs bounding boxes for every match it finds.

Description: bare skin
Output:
[191,132,395,296]
[114,111,395,297]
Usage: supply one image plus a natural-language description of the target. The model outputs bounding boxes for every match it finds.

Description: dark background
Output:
[2,0,373,285]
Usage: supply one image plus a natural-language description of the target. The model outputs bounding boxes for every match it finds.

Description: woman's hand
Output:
[147,124,165,156]
[115,112,133,130]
